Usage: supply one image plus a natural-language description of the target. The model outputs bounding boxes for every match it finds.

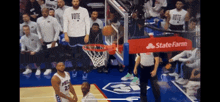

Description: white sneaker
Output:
[44,69,52,75]
[169,72,179,77]
[130,77,139,85]
[177,79,188,85]
[35,69,41,75]
[175,78,184,83]
[121,73,134,81]
[23,69,32,75]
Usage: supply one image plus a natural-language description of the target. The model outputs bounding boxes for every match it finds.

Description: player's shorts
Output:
[55,94,70,102]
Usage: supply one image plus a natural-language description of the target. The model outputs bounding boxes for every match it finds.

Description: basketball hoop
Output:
[82,44,116,68]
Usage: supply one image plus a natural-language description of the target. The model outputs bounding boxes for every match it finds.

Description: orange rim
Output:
[82,44,108,52]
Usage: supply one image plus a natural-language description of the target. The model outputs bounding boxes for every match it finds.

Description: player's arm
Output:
[67,73,78,102]
[184,12,190,31]
[51,75,73,101]
[164,10,170,30]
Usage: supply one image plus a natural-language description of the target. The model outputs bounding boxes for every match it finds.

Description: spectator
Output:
[106,8,123,72]
[188,18,197,31]
[185,0,200,18]
[49,8,63,34]
[182,18,197,43]
[89,23,103,44]
[20,13,38,36]
[163,0,190,72]
[88,23,106,73]
[49,7,68,60]
[36,8,60,75]
[37,0,46,10]
[130,19,148,38]
[55,0,70,32]
[20,0,27,23]
[63,0,90,79]
[143,0,167,18]
[169,47,200,85]
[107,11,120,29]
[90,11,103,29]
[49,8,55,17]
[133,52,161,102]
[121,18,147,85]
[164,0,190,31]
[183,67,200,98]
[20,25,42,75]
[81,82,97,102]
[166,0,188,11]
[25,0,42,22]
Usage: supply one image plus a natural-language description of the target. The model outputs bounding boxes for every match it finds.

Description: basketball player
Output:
[51,62,78,102]
[63,0,90,76]
[81,82,97,102]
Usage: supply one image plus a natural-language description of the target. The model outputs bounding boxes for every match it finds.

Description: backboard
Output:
[104,0,129,66]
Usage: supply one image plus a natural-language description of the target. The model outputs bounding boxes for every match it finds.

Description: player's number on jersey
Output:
[65,85,70,91]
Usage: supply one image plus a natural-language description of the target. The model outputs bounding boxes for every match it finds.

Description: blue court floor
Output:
[20,62,198,102]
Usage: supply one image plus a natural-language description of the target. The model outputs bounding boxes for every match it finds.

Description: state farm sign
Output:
[147,41,188,49]
[128,35,192,54]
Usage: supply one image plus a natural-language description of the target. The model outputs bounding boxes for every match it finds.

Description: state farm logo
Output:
[146,41,188,49]
[146,43,155,49]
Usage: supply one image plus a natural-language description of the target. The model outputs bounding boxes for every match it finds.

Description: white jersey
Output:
[53,71,71,102]
[169,8,187,25]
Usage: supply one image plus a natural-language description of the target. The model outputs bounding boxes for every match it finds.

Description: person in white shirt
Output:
[20,13,38,36]
[163,0,190,73]
[36,8,60,75]
[169,48,200,84]
[63,0,90,78]
[90,11,103,29]
[81,82,97,102]
[55,0,70,32]
[133,52,160,102]
[164,0,190,31]
[143,0,167,18]
[20,25,43,75]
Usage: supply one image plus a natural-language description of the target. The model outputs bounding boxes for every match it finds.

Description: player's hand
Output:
[151,70,157,77]
[73,96,78,102]
[133,68,137,75]
[84,35,89,43]
[67,97,75,102]
[64,33,69,42]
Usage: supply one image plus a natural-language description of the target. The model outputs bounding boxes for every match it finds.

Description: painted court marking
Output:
[171,81,196,102]
[20,84,110,102]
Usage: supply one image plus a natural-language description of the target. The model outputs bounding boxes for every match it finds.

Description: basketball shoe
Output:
[121,73,134,81]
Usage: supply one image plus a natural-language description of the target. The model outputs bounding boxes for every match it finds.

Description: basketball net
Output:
[82,44,108,68]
